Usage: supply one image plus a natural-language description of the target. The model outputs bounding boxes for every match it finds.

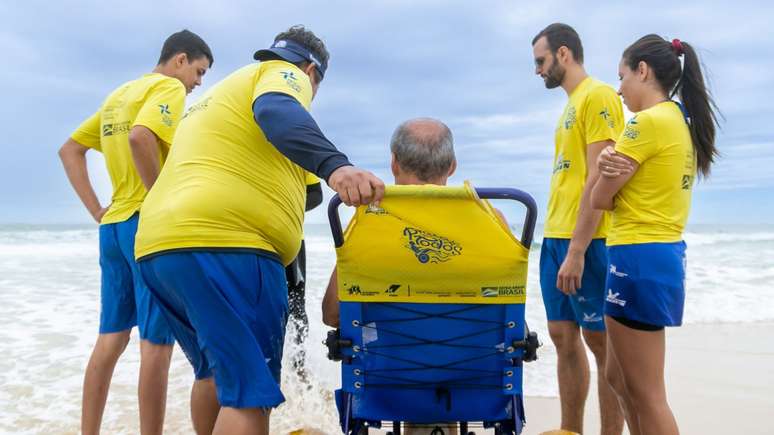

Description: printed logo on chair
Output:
[480,286,526,298]
[402,227,462,264]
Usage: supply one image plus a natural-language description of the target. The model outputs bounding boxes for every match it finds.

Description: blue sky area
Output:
[1,0,772,225]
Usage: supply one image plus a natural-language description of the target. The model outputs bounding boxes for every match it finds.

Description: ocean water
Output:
[0,223,772,434]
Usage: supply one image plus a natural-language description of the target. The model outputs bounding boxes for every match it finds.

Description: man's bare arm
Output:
[129,125,162,190]
[322,266,340,328]
[556,139,612,294]
[58,138,107,223]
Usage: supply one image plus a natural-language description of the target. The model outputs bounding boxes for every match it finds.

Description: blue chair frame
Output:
[326,188,539,435]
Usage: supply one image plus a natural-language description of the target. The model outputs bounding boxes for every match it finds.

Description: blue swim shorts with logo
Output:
[138,250,289,409]
[540,238,608,331]
[604,241,686,327]
[98,213,174,344]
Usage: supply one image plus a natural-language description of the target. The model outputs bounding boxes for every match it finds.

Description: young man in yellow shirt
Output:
[58,30,212,435]
[532,23,625,435]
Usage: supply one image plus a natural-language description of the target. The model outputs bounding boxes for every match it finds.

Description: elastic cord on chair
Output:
[353,303,518,391]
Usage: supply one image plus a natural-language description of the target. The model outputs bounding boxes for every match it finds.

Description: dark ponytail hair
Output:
[623,34,720,177]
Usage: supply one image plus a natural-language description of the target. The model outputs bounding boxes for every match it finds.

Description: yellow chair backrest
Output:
[336,182,529,304]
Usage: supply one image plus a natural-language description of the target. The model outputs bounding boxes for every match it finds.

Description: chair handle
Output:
[327,187,538,248]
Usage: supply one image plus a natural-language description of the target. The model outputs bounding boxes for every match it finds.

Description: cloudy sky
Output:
[2,0,772,225]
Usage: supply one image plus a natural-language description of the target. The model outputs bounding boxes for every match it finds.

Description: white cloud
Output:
[2,0,773,223]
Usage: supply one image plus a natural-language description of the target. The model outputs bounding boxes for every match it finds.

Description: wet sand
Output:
[365,322,774,435]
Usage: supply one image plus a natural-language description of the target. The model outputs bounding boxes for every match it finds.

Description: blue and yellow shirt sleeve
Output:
[615,113,658,164]
[252,62,352,181]
[252,63,313,109]
[70,110,102,151]
[584,87,624,144]
[133,78,186,144]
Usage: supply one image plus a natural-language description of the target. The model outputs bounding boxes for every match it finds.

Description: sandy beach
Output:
[495,322,774,435]
[2,226,772,434]
[334,322,774,435]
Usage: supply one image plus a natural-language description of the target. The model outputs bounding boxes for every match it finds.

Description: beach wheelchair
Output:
[325,183,540,435]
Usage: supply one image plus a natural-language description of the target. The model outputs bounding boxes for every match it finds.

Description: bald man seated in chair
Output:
[323,118,509,435]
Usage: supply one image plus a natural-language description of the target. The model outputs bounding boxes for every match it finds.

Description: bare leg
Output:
[138,340,173,435]
[582,329,624,435]
[191,377,220,434]
[548,320,588,433]
[82,330,131,435]
[604,332,641,435]
[213,407,270,435]
[605,317,678,435]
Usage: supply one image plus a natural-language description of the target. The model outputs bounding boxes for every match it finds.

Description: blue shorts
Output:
[138,251,289,408]
[604,242,686,327]
[540,238,608,331]
[98,213,174,344]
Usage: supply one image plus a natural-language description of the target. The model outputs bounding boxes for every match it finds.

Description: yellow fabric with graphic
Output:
[70,73,186,224]
[608,101,696,246]
[545,77,624,239]
[336,182,529,304]
[135,61,314,265]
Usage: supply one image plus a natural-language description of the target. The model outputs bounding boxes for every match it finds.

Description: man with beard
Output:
[531,23,625,435]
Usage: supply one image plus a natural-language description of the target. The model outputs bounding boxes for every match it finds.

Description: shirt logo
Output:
[158,104,174,127]
[606,289,627,307]
[553,153,571,174]
[564,106,577,130]
[403,227,462,264]
[183,97,211,119]
[101,121,130,137]
[280,71,302,93]
[599,108,615,128]
[681,174,694,190]
[623,118,640,140]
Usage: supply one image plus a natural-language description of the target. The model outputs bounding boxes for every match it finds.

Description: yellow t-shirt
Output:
[544,77,624,239]
[305,172,320,186]
[607,101,696,246]
[135,61,314,265]
[70,73,186,224]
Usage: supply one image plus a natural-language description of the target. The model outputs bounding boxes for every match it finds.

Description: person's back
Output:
[323,117,464,435]
[88,74,185,223]
[136,60,314,264]
[322,117,457,327]
[133,26,384,435]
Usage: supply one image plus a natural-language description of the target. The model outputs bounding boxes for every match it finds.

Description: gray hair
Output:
[390,118,455,181]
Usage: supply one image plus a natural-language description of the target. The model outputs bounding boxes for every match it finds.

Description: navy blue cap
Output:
[254,39,327,80]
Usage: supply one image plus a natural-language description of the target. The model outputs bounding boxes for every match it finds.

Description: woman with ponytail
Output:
[590,34,720,435]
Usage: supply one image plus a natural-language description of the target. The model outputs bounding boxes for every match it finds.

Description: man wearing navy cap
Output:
[133,25,384,434]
